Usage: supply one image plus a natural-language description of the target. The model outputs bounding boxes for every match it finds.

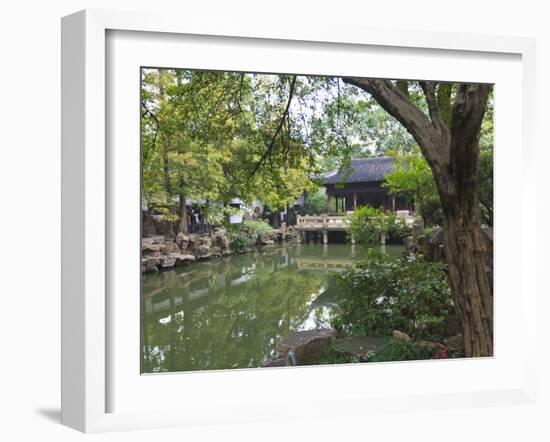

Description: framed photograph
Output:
[61,9,537,432]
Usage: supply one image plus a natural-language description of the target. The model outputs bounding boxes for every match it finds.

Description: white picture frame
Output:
[61,9,537,433]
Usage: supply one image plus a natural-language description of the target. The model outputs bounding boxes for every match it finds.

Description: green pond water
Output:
[141,243,403,373]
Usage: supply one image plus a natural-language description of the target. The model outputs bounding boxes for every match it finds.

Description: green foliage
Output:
[477,93,494,226]
[478,96,493,226]
[332,250,452,339]
[315,340,364,365]
[436,83,454,127]
[347,206,408,245]
[141,68,493,235]
[478,148,493,226]
[423,226,434,237]
[303,188,328,215]
[368,338,433,362]
[241,219,273,240]
[383,147,442,226]
[230,233,252,253]
[141,69,318,225]
[422,196,444,226]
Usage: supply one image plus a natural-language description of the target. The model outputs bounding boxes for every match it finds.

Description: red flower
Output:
[444,346,449,351]
[441,352,447,359]
[434,353,439,359]
[443,338,449,344]
[359,351,366,360]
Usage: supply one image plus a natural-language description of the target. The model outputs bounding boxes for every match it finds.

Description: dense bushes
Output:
[230,232,252,253]
[347,205,409,245]
[317,337,459,365]
[331,250,452,339]
[230,219,274,252]
[367,338,432,362]
[241,219,273,239]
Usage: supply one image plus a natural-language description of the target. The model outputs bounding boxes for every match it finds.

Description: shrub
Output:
[368,338,433,362]
[429,338,464,360]
[347,205,408,245]
[422,196,444,227]
[331,250,453,339]
[230,232,252,253]
[241,219,273,240]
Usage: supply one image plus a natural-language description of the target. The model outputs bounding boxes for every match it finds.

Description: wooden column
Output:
[353,192,357,211]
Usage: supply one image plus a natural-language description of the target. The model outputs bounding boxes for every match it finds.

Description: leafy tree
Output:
[347,205,407,245]
[303,188,328,215]
[141,70,316,232]
[343,78,493,357]
[383,147,442,226]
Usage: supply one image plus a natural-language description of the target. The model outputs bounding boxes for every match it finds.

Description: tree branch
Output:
[449,83,491,183]
[436,83,453,127]
[419,81,448,133]
[249,75,297,178]
[141,101,161,148]
[343,77,450,170]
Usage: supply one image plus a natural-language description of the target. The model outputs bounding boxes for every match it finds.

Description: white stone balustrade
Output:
[296,214,350,231]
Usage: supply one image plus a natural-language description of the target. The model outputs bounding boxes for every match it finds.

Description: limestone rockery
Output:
[141,227,300,273]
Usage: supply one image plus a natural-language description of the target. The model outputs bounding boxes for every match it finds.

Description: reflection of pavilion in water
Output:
[294,246,358,272]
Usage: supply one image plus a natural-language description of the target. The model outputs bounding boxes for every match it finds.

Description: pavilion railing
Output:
[296,214,351,230]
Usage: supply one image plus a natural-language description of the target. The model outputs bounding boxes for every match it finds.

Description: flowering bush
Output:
[431,338,463,359]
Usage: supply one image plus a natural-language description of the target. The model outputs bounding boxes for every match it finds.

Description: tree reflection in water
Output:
[141,243,402,373]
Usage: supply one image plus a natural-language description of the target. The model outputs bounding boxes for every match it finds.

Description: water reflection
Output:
[141,243,402,373]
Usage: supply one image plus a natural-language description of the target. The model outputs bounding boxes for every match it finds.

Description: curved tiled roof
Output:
[322,157,395,184]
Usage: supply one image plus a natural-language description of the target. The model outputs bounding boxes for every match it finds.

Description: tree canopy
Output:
[141,69,439,223]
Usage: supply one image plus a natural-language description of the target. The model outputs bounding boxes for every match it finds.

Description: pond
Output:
[141,243,403,373]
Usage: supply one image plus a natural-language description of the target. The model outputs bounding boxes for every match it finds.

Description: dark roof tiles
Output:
[322,157,395,184]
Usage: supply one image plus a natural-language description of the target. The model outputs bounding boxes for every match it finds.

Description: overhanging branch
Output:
[343,77,451,171]
[249,75,297,179]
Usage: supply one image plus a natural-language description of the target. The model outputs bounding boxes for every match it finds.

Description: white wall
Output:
[0,1,548,441]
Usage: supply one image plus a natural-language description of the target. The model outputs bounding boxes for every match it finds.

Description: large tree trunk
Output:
[439,185,493,356]
[343,78,493,357]
[178,192,188,234]
[437,103,494,357]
